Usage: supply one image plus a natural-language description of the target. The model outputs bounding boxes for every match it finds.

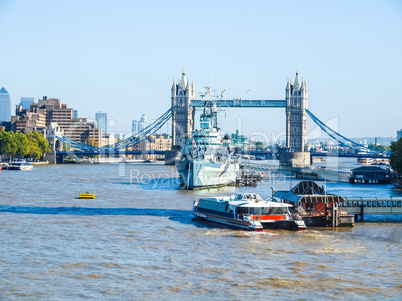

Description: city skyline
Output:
[0,0,401,140]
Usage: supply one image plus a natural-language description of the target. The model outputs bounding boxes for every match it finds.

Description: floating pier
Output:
[273,181,354,227]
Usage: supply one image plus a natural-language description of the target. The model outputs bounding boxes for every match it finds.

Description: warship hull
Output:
[176,159,239,189]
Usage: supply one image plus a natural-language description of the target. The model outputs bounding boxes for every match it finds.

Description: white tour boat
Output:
[7,160,33,171]
[193,193,307,231]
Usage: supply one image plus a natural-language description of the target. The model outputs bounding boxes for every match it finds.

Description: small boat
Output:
[7,160,33,171]
[358,158,374,165]
[79,192,95,199]
[193,193,307,231]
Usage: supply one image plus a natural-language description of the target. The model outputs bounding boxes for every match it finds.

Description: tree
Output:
[15,132,29,158]
[368,144,390,152]
[0,130,17,161]
[27,134,42,160]
[255,141,265,152]
[30,131,51,158]
[390,138,402,173]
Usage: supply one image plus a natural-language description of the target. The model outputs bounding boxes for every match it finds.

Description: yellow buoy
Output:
[79,192,95,199]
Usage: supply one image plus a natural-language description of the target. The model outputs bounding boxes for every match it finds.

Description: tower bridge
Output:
[172,69,307,152]
[170,69,310,166]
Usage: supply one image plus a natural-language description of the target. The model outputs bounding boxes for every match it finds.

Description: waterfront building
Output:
[95,111,108,134]
[0,87,11,122]
[349,166,389,184]
[20,97,34,109]
[397,129,402,140]
[101,133,115,147]
[129,134,172,160]
[11,96,102,147]
[285,70,308,152]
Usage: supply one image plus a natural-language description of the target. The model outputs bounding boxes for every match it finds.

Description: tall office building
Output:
[95,111,107,134]
[139,114,146,132]
[0,87,11,122]
[398,129,402,140]
[20,97,34,109]
[132,114,147,135]
[132,120,138,134]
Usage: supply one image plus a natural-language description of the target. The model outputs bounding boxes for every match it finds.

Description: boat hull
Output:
[177,159,239,189]
[194,211,263,231]
[8,166,33,171]
[194,211,305,231]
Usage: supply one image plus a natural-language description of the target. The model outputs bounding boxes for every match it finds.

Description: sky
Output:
[0,0,401,143]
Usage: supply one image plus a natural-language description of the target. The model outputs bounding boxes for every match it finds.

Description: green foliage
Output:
[255,141,265,152]
[0,130,18,160]
[28,131,51,158]
[390,138,402,173]
[0,130,51,161]
[63,143,71,151]
[27,134,42,159]
[15,132,29,157]
[368,144,390,152]
[86,138,99,147]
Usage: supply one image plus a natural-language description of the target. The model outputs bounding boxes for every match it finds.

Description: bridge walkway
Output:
[339,197,402,220]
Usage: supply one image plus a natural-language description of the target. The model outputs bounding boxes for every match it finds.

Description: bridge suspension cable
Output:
[56,108,172,151]
[306,109,379,153]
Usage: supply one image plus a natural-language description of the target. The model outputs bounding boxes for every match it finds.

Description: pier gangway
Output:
[339,197,402,220]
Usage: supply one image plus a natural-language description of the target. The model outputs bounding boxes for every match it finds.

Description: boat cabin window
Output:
[236,206,290,215]
[269,207,290,215]
[236,207,249,214]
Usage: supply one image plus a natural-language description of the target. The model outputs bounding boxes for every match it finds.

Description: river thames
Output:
[0,162,401,300]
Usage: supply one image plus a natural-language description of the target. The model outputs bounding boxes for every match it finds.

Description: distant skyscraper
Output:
[0,87,11,122]
[139,114,147,132]
[20,97,34,109]
[132,120,138,135]
[74,110,78,118]
[397,129,402,140]
[95,111,107,134]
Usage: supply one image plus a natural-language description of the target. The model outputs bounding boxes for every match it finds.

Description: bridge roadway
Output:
[55,150,390,159]
[239,151,390,159]
[190,99,286,108]
[339,197,402,220]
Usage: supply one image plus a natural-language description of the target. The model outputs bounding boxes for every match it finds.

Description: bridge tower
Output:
[171,69,195,146]
[286,69,308,152]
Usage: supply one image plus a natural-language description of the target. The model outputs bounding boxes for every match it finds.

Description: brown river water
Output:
[0,163,401,300]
